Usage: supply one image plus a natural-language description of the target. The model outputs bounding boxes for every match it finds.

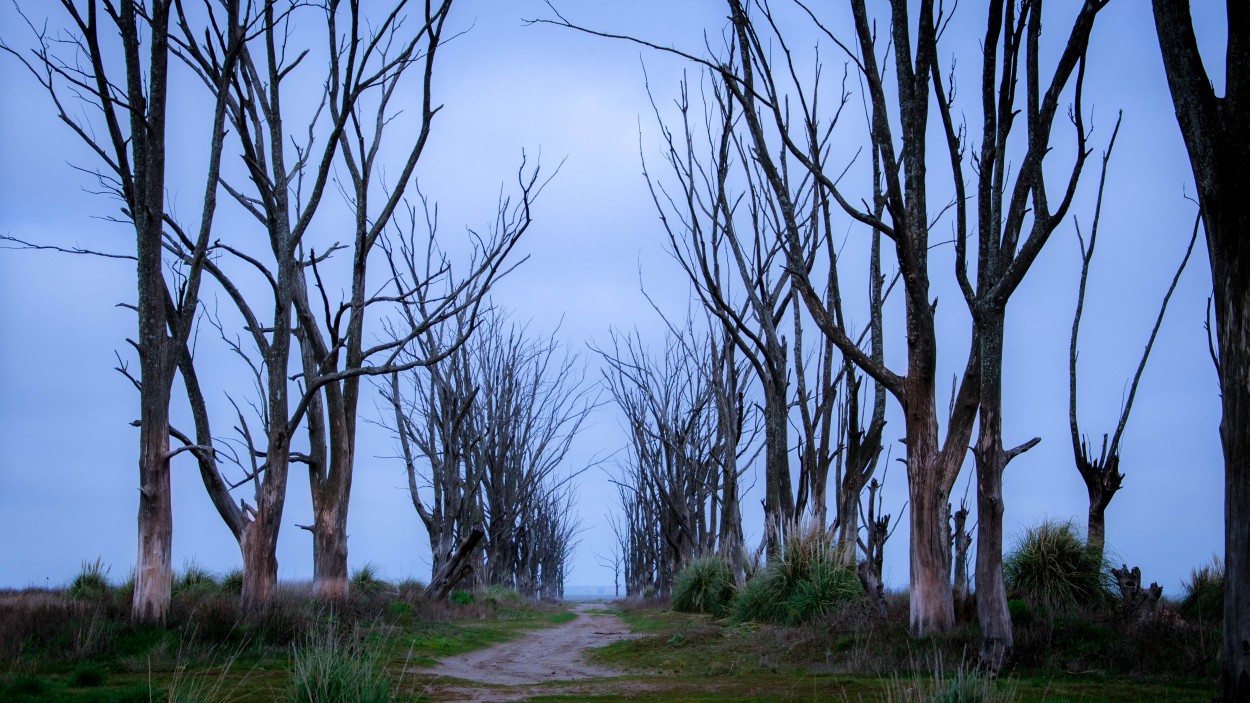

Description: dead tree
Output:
[599,326,731,597]
[385,310,592,598]
[644,73,795,557]
[1152,4,1250,698]
[1069,119,1199,564]
[1111,564,1163,621]
[2,0,243,622]
[857,478,895,619]
[719,2,1107,665]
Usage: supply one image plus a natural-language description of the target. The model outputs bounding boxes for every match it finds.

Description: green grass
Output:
[580,602,1217,703]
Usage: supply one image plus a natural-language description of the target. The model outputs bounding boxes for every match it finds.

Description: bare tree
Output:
[599,324,741,596]
[2,0,243,622]
[643,72,796,557]
[385,309,592,598]
[291,0,459,600]
[1069,119,1199,563]
[1152,3,1250,698]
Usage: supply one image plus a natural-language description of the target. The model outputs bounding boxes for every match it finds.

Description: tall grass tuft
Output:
[672,555,736,618]
[1179,555,1224,623]
[732,523,862,625]
[886,662,1019,702]
[350,564,390,599]
[1003,520,1113,612]
[287,626,391,703]
[67,558,111,602]
[173,563,219,599]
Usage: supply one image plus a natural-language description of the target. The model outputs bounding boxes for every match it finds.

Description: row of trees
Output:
[4,0,582,621]
[552,0,1248,694]
[384,310,591,601]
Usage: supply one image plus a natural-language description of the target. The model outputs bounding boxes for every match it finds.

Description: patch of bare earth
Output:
[410,601,651,702]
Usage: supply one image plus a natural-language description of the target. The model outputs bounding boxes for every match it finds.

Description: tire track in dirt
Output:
[410,601,644,702]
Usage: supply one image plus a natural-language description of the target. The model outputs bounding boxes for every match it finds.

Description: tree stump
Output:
[1111,564,1162,620]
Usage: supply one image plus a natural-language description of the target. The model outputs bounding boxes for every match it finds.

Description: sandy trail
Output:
[411,601,642,701]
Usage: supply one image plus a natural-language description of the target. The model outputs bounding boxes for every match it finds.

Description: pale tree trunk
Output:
[1152,3,1250,698]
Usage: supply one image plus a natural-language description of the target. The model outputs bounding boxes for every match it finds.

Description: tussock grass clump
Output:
[672,555,735,618]
[67,558,112,602]
[173,562,219,599]
[1179,555,1224,623]
[886,663,1018,702]
[732,524,862,625]
[1003,520,1113,612]
[287,627,392,703]
[221,568,244,595]
[350,564,391,598]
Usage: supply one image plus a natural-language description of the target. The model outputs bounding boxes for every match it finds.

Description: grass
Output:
[581,595,1217,702]
[1003,521,1113,612]
[0,576,575,703]
[672,555,736,618]
[0,566,1221,703]
[1179,555,1224,623]
[732,524,863,626]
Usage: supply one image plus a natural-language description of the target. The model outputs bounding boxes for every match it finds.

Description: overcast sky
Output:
[0,1,1227,596]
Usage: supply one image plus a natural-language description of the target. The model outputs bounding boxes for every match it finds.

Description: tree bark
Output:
[1152,2,1250,698]
[974,313,1014,669]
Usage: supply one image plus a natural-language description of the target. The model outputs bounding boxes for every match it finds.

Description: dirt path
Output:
[411,601,644,701]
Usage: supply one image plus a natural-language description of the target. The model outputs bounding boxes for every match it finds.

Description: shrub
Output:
[672,555,736,618]
[732,524,862,625]
[1003,520,1112,613]
[67,558,111,602]
[450,591,475,605]
[288,627,391,703]
[1179,555,1224,623]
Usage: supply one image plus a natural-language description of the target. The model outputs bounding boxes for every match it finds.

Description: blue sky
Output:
[0,1,1227,596]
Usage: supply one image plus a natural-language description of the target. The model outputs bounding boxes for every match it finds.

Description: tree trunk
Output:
[974,313,1014,669]
[908,482,954,635]
[1151,4,1250,696]
[311,410,353,600]
[1086,489,1110,563]
[240,519,279,612]
[133,384,174,623]
[763,383,792,556]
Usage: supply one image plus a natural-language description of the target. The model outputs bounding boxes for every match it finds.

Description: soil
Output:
[410,601,646,702]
